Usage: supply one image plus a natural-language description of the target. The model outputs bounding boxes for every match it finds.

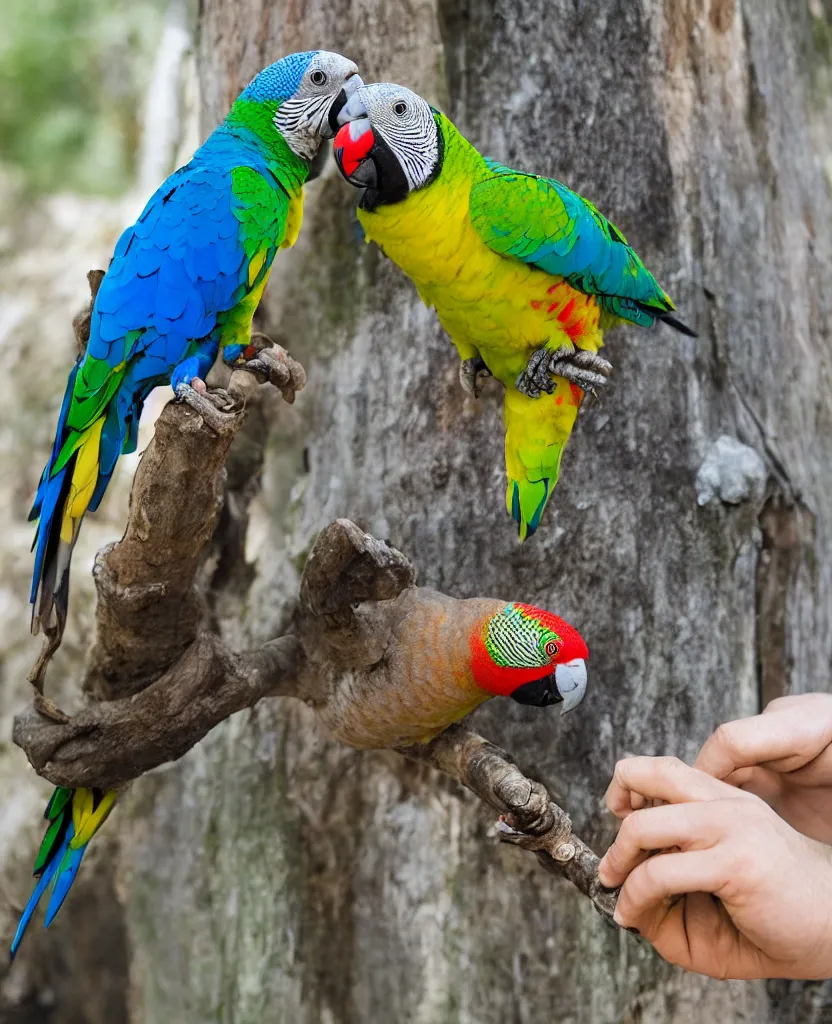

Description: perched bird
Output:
[297,520,589,749]
[15,51,362,960]
[333,84,694,540]
[31,50,362,643]
[315,590,589,750]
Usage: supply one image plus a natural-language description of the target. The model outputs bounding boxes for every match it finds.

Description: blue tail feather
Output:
[9,833,68,960]
[43,841,87,927]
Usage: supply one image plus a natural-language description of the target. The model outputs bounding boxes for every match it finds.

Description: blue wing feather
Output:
[85,159,250,376]
[31,124,290,634]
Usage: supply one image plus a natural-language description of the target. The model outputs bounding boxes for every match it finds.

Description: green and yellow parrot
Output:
[333,84,694,540]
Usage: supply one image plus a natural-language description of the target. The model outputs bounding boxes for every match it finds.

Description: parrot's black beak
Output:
[327,90,349,136]
[358,137,409,208]
[346,155,379,190]
[333,109,409,211]
[325,72,365,137]
[510,675,562,708]
[510,659,588,715]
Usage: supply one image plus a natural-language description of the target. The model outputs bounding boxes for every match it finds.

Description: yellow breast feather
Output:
[358,168,603,385]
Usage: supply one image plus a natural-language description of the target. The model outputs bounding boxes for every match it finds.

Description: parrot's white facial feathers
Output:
[357,83,440,191]
[273,52,363,160]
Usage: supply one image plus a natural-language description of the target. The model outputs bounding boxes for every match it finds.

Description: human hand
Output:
[695,694,832,845]
[598,756,832,980]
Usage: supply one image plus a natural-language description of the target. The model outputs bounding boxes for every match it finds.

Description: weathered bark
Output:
[5,0,832,1021]
[120,2,831,1021]
[116,1,832,1021]
[15,495,612,919]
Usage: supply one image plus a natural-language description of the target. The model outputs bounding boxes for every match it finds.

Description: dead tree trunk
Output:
[5,1,832,1022]
[119,2,832,1019]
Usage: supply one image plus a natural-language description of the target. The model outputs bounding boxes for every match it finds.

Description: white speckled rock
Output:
[696,435,767,507]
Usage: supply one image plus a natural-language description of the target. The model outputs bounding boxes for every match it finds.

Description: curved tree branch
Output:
[13,273,619,929]
[14,634,302,789]
[400,725,618,924]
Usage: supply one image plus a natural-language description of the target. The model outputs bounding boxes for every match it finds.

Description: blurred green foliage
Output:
[0,0,165,195]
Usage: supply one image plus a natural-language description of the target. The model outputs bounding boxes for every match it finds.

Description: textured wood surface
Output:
[4,0,832,1020]
[110,1,832,1020]
[115,2,832,1021]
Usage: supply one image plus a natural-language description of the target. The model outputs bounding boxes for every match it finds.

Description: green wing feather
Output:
[469,161,685,330]
[33,786,74,875]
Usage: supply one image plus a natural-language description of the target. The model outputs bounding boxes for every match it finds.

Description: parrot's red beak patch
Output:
[334,119,375,180]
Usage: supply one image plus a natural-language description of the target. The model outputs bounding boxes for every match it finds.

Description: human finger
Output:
[599,802,723,887]
[696,697,832,780]
[605,756,741,819]
[613,848,730,934]
[722,766,785,804]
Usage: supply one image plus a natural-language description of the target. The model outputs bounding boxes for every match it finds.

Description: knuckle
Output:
[736,790,769,818]
[765,695,791,711]
[723,843,757,890]
[712,722,739,755]
[614,755,639,779]
[617,813,640,848]
[602,843,623,875]
[718,797,753,830]
[605,780,630,815]
[639,854,662,891]
[611,759,638,794]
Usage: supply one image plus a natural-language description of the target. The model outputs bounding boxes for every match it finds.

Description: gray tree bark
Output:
[4,0,832,1021]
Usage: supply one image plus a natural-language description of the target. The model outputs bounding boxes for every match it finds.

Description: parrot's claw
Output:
[236,345,307,405]
[517,348,558,398]
[459,356,492,398]
[550,348,613,393]
[517,346,613,398]
[224,333,306,403]
[175,382,242,434]
[200,386,238,412]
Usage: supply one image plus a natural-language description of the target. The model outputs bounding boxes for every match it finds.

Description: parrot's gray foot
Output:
[175,382,242,434]
[235,344,307,405]
[188,379,239,412]
[550,347,613,392]
[517,346,613,398]
[459,356,492,398]
[223,333,306,404]
[202,386,238,412]
[517,348,557,398]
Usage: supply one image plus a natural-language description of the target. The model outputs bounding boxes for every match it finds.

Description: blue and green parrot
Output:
[333,83,694,540]
[14,50,362,959]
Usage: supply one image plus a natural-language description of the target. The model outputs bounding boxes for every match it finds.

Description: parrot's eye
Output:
[310,70,328,86]
[544,640,559,658]
[393,100,408,116]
